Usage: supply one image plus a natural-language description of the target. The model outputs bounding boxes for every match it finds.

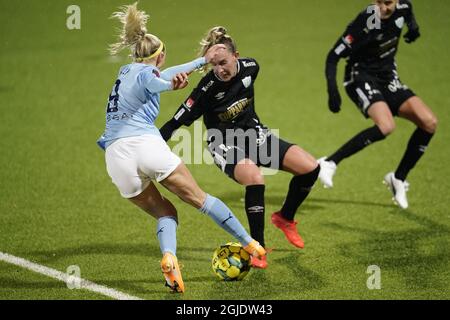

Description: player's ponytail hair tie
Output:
[109,2,165,63]
[198,26,237,72]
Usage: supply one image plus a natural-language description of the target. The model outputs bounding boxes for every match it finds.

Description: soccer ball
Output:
[211,242,251,281]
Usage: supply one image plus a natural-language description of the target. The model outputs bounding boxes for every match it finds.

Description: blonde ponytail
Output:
[198,26,236,72]
[109,2,164,62]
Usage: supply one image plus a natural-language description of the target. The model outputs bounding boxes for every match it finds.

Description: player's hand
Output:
[171,72,189,90]
[404,28,420,43]
[204,44,227,64]
[328,88,341,113]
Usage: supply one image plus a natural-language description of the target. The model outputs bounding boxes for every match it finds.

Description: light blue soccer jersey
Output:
[97,57,206,150]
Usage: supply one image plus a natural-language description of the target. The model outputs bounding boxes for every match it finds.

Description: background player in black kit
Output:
[160,27,320,268]
[318,0,438,209]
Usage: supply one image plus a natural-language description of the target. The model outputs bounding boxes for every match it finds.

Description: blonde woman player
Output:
[97,3,265,293]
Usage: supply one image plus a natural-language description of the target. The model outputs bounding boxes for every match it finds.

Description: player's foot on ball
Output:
[271,211,304,248]
[243,240,266,258]
[161,252,185,293]
[318,157,337,188]
[250,254,268,269]
[383,172,409,209]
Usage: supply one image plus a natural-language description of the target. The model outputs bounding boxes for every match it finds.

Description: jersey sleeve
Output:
[325,10,369,91]
[172,88,206,126]
[403,0,419,31]
[138,70,172,93]
[160,57,207,81]
[240,58,260,82]
[159,79,208,140]
[250,59,260,80]
[331,10,370,59]
[170,76,211,126]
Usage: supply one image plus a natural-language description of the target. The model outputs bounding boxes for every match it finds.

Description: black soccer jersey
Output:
[329,0,418,80]
[169,58,266,134]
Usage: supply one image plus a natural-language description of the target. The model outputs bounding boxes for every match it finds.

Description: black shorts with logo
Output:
[344,69,415,118]
[207,128,294,181]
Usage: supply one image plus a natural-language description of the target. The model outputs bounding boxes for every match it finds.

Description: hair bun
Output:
[215,26,227,35]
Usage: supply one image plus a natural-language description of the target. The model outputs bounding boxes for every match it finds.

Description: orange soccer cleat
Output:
[243,240,266,258]
[160,252,185,293]
[271,211,304,248]
[250,255,268,269]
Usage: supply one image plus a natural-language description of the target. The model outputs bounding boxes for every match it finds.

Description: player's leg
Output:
[159,162,266,258]
[233,159,267,268]
[271,145,320,248]
[319,101,394,188]
[128,183,184,293]
[382,96,438,209]
[396,96,437,180]
[234,159,265,248]
[105,135,183,292]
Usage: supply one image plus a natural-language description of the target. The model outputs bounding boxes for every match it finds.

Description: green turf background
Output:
[0,0,449,299]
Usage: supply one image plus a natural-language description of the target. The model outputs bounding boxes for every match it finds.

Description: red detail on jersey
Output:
[185,98,195,109]
[344,34,354,45]
[152,69,160,77]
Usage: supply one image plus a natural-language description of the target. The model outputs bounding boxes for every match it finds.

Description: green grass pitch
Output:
[0,0,449,300]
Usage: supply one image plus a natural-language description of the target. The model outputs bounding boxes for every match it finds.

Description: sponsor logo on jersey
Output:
[202,80,214,92]
[395,17,405,29]
[215,92,225,100]
[242,61,256,67]
[184,97,195,109]
[218,98,253,121]
[106,113,134,122]
[242,76,252,88]
[152,69,160,78]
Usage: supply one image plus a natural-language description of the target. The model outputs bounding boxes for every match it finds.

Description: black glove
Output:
[404,28,420,43]
[327,87,341,113]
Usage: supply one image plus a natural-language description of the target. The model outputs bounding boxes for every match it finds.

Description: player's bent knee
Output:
[378,122,395,136]
[247,173,264,185]
[305,159,320,173]
[236,171,264,185]
[424,115,438,133]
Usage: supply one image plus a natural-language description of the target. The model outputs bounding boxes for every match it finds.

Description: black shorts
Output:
[207,129,294,181]
[344,71,415,118]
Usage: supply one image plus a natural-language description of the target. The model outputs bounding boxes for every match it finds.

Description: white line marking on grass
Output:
[0,252,143,300]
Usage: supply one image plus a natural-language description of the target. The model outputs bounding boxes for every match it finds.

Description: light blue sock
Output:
[156,216,177,256]
[199,194,252,246]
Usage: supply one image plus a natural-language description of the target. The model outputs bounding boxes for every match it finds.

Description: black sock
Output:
[327,125,385,165]
[395,128,434,181]
[281,165,320,221]
[245,185,265,247]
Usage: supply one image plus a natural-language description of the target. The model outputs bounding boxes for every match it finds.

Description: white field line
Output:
[0,252,143,300]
